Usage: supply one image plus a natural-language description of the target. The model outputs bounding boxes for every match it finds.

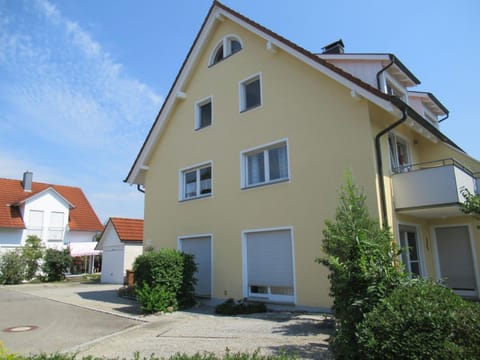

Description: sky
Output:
[0,0,479,223]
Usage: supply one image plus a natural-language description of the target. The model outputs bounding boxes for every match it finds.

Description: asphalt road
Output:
[0,287,141,355]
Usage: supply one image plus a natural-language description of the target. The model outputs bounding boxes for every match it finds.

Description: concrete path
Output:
[1,282,333,359]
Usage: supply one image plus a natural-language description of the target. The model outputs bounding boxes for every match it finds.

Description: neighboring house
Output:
[0,172,103,258]
[125,2,480,310]
[96,217,143,284]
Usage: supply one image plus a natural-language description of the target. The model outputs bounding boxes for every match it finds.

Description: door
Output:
[435,226,478,297]
[399,225,422,277]
[180,236,212,298]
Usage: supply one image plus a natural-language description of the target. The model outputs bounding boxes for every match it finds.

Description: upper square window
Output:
[195,97,213,130]
[209,35,243,66]
[239,73,262,112]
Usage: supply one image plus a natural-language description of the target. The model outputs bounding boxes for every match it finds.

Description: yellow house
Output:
[125,1,480,310]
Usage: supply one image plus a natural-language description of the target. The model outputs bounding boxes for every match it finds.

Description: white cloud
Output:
[0,0,162,153]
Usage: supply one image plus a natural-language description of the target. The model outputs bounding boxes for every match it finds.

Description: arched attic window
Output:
[209,35,243,66]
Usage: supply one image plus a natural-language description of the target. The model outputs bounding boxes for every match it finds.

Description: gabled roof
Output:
[124,1,464,185]
[96,217,143,250]
[125,1,396,185]
[0,177,103,231]
[110,217,144,242]
[11,187,75,209]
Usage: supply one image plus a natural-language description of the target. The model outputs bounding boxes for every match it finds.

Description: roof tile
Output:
[110,217,143,242]
[0,178,103,232]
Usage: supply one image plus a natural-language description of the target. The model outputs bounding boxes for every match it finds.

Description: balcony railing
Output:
[392,158,477,212]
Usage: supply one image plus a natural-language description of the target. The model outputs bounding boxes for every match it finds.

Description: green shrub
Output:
[215,298,267,315]
[133,249,197,312]
[22,235,44,280]
[357,279,480,360]
[178,252,197,308]
[42,248,72,282]
[135,283,177,313]
[0,249,26,284]
[317,174,406,359]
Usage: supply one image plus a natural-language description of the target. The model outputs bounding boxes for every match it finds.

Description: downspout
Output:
[374,103,407,228]
[376,55,395,92]
[137,184,145,193]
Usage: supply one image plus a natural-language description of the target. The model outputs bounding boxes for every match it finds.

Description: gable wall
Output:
[22,191,70,246]
[143,18,381,308]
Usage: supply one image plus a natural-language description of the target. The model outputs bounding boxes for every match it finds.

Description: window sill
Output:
[242,178,289,190]
[195,124,212,132]
[240,103,262,114]
[179,194,212,203]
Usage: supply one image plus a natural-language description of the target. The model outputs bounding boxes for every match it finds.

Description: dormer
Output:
[317,41,420,102]
[408,91,449,128]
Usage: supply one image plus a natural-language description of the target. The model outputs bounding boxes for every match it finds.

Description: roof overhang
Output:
[408,91,449,116]
[317,53,420,87]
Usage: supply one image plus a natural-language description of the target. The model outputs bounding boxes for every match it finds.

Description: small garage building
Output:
[96,217,143,284]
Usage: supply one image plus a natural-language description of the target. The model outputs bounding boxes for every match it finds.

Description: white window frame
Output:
[239,72,262,112]
[179,161,213,201]
[382,73,408,103]
[388,132,411,173]
[209,34,243,66]
[242,226,296,304]
[397,223,425,278]
[240,138,290,189]
[195,96,213,130]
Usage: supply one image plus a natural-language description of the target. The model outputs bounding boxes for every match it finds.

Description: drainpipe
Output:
[376,55,395,92]
[438,113,449,123]
[374,103,407,228]
[137,184,145,193]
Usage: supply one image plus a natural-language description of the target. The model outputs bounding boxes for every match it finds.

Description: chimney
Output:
[322,39,345,54]
[22,171,33,192]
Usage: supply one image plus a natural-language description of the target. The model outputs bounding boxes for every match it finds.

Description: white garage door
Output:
[180,236,212,298]
[244,228,295,303]
[101,247,125,284]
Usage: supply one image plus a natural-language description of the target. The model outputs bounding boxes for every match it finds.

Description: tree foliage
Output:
[460,188,480,216]
[42,248,72,282]
[317,174,405,359]
[22,235,44,280]
[0,249,26,284]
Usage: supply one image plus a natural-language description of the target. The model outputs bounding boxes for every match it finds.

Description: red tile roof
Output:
[0,177,103,232]
[110,217,144,242]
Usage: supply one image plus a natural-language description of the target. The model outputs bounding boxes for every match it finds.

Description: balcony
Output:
[392,159,478,218]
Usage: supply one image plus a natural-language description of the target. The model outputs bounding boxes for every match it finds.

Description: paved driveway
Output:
[0,284,141,355]
[1,282,333,359]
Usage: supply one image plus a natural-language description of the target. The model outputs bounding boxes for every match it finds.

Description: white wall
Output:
[22,189,70,247]
[123,243,143,272]
[99,222,125,284]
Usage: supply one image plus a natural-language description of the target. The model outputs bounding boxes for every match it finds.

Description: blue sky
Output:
[1,0,479,222]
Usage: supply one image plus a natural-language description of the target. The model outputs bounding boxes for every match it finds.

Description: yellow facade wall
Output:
[143,19,382,309]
